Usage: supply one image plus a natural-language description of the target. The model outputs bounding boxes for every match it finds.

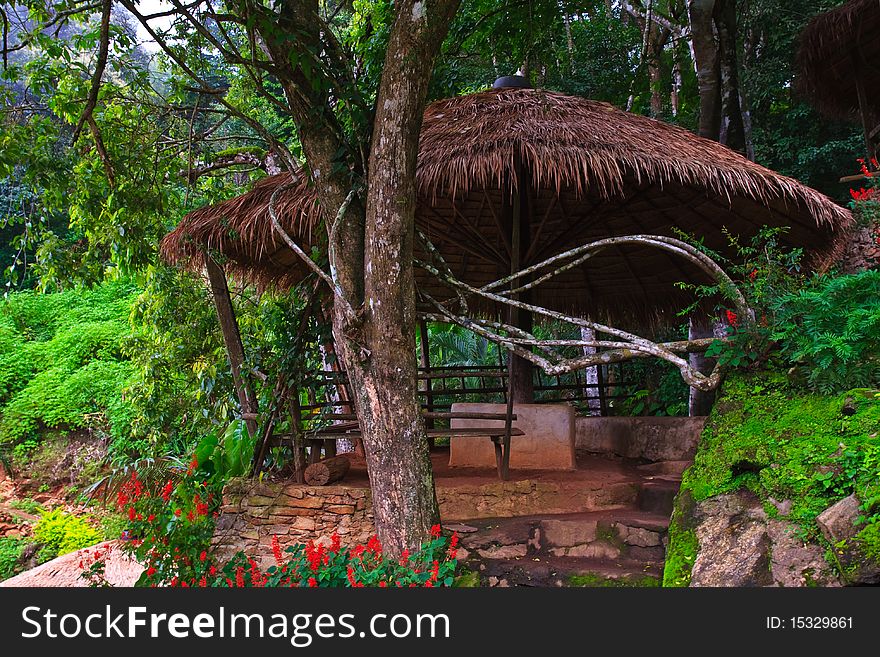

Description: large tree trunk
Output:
[688,0,721,140]
[332,0,460,556]
[714,0,747,155]
[251,0,459,556]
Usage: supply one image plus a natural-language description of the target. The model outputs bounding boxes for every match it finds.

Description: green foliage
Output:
[0,280,137,447]
[0,536,26,581]
[771,271,880,393]
[194,419,257,482]
[613,347,689,417]
[32,508,102,562]
[9,497,42,514]
[682,373,880,535]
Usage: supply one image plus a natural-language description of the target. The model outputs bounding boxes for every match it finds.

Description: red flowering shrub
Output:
[850,157,880,237]
[87,461,459,588]
[107,459,220,587]
[211,525,459,588]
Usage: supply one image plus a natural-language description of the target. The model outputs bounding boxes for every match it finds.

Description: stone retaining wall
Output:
[212,478,374,567]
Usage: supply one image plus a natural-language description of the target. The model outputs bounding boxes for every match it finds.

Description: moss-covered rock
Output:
[665,371,880,586]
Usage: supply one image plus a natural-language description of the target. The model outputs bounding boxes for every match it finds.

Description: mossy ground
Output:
[664,371,880,586]
[567,572,660,587]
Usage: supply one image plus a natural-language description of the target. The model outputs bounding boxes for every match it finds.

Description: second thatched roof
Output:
[162,87,851,324]
[796,0,880,119]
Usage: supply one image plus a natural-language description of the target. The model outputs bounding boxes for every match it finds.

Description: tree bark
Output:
[247,0,459,555]
[333,0,461,556]
[205,257,258,437]
[688,0,721,140]
[714,0,747,155]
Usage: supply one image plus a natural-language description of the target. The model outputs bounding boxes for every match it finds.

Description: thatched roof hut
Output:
[796,0,880,121]
[162,87,851,324]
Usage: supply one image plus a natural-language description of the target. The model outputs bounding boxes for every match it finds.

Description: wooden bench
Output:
[271,411,523,480]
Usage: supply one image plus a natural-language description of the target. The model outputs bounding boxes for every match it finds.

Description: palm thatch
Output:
[162,171,321,290]
[796,0,880,119]
[162,87,852,324]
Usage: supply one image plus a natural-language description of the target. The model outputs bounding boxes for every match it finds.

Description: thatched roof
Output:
[162,87,852,324]
[162,171,321,290]
[796,0,880,118]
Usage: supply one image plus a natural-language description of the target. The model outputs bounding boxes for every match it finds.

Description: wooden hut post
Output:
[418,319,435,447]
[205,257,259,437]
[688,315,718,416]
[507,153,535,404]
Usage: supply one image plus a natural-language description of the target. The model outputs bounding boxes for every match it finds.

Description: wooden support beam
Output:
[205,257,258,438]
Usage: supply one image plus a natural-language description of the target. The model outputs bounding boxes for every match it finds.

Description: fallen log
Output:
[304,455,351,486]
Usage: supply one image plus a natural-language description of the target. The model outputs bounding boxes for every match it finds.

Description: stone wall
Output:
[838,224,879,274]
[212,478,374,568]
[575,416,706,462]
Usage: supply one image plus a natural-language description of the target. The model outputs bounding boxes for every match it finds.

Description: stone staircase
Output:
[449,457,688,587]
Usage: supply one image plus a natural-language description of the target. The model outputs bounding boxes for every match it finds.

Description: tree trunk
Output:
[332,0,460,557]
[714,0,747,155]
[205,257,258,437]
[688,0,721,140]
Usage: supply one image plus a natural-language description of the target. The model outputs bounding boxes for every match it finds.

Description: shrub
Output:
[91,459,459,588]
[32,508,102,562]
[770,270,880,393]
[0,537,25,581]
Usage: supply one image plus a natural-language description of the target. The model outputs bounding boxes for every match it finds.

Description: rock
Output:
[616,524,661,547]
[690,492,773,587]
[768,498,792,517]
[540,518,597,548]
[476,544,527,559]
[767,521,840,587]
[816,495,861,543]
[443,523,478,534]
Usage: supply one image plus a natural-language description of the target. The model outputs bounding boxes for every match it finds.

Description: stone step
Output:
[636,460,692,477]
[473,554,663,587]
[457,509,669,564]
[636,479,680,516]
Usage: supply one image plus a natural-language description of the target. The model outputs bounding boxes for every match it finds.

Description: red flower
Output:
[199,576,207,588]
[128,506,136,521]
[161,480,173,502]
[367,535,382,555]
[347,567,357,587]
[424,580,434,587]
[850,187,876,201]
[235,567,245,588]
[450,533,459,548]
[187,456,199,475]
[430,524,442,538]
[209,565,217,576]
[725,310,739,327]
[330,533,341,553]
[147,514,155,523]
[308,577,318,588]
[174,508,182,517]
[199,550,208,562]
[748,268,758,281]
[379,581,387,588]
[186,511,196,522]
[271,536,283,566]
[399,549,410,565]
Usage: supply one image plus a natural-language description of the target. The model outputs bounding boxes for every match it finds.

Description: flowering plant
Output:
[849,156,880,235]
[107,457,220,587]
[211,526,459,588]
[82,459,460,588]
